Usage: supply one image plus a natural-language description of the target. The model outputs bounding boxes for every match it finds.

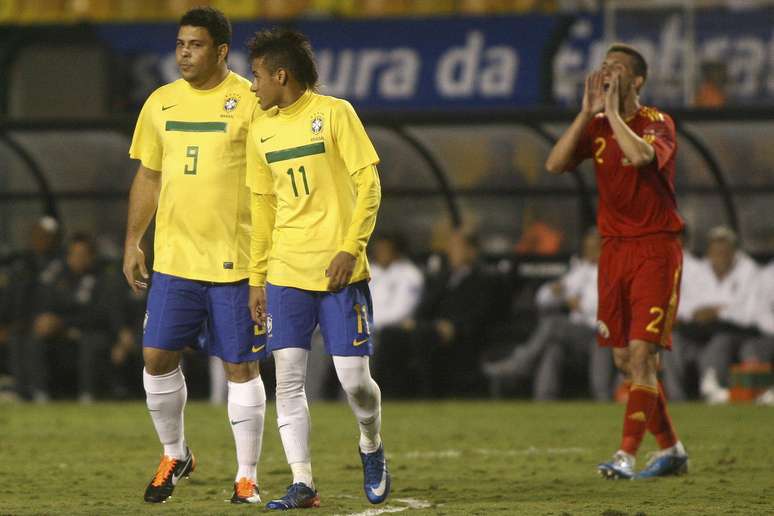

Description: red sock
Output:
[646,381,678,449]
[620,383,659,455]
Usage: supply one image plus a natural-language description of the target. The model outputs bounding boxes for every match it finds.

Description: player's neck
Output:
[620,96,641,120]
[278,85,307,109]
[188,65,229,91]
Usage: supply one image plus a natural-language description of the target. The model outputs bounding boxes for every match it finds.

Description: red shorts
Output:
[596,233,682,349]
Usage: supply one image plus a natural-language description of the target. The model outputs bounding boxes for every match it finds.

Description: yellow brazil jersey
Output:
[129,71,259,282]
[246,90,380,291]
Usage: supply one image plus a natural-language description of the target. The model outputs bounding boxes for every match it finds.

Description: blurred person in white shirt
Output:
[369,232,424,397]
[483,228,614,400]
[662,226,759,403]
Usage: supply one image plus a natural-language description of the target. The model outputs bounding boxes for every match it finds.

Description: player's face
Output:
[250,58,282,110]
[176,25,224,85]
[601,52,639,96]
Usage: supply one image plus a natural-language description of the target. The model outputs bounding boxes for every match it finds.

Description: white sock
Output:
[333,356,382,454]
[290,462,314,488]
[143,367,187,460]
[228,376,266,483]
[274,348,314,488]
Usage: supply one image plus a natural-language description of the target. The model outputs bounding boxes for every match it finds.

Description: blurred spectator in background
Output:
[370,231,424,395]
[22,233,125,403]
[369,231,424,330]
[380,230,496,398]
[484,227,614,400]
[737,260,774,404]
[695,61,728,109]
[6,216,62,400]
[663,226,759,403]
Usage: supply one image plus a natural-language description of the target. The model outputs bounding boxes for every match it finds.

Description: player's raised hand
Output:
[326,251,356,291]
[582,70,605,116]
[123,244,149,293]
[604,73,621,117]
[249,286,267,326]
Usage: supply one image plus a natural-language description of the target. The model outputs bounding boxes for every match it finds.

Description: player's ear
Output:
[216,43,229,63]
[276,68,288,86]
[633,76,645,93]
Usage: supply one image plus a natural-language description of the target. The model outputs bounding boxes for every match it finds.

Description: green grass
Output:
[1,401,773,515]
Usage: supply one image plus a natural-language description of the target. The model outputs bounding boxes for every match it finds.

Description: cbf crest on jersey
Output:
[223,93,240,112]
[311,113,324,135]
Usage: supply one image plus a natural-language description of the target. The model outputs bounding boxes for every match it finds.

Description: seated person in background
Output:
[24,233,125,402]
[370,231,425,396]
[483,227,614,400]
[380,230,495,398]
[733,260,774,405]
[662,226,759,403]
[5,216,62,400]
[369,231,424,331]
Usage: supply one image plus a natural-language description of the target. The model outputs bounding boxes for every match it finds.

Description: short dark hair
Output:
[179,6,232,48]
[247,28,319,90]
[607,43,647,82]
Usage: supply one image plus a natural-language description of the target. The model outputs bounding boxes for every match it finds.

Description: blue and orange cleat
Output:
[265,483,320,510]
[598,450,635,480]
[359,444,391,504]
[636,442,688,479]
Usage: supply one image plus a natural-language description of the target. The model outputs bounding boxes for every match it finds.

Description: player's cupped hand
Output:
[604,73,621,116]
[326,251,356,291]
[582,70,605,116]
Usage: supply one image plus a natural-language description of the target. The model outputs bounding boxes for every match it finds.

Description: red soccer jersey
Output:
[568,106,684,238]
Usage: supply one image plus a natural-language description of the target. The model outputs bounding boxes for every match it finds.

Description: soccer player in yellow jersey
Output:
[245,29,390,510]
[122,7,266,505]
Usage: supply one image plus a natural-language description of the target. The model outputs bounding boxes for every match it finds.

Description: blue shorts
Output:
[266,281,373,356]
[143,272,267,363]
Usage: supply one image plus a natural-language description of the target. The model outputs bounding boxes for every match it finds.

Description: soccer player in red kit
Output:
[545,44,688,479]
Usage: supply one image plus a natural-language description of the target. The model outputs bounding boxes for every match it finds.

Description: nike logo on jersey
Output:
[230,418,251,426]
[251,344,265,353]
[161,104,178,111]
[352,338,369,347]
[260,135,275,143]
[369,468,389,498]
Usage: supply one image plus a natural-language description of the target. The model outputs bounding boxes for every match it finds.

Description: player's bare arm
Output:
[123,164,161,293]
[604,74,655,168]
[545,71,604,174]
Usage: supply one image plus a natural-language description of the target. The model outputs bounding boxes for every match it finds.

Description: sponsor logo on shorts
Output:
[352,338,369,347]
[251,344,265,353]
[597,320,610,339]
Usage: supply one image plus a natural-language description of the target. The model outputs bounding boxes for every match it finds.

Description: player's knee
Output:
[143,348,181,375]
[223,360,259,383]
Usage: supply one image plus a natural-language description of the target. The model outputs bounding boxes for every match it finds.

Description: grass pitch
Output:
[1,400,773,515]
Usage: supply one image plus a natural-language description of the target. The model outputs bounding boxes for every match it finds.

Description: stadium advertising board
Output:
[97,15,559,111]
[553,8,774,107]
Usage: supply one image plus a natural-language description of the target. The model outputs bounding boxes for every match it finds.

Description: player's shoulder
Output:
[227,71,254,92]
[640,105,673,125]
[313,93,356,114]
[142,79,186,107]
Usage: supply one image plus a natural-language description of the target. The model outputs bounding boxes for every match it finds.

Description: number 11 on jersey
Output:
[286,166,310,197]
